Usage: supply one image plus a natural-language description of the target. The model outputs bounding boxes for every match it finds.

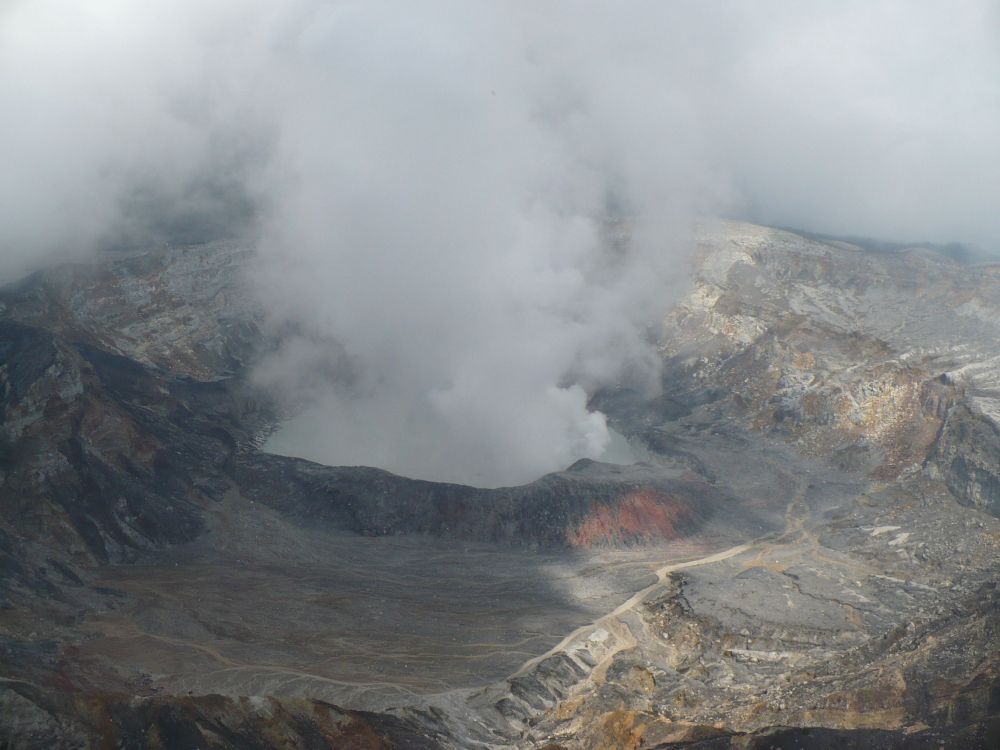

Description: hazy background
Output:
[3,1,999,484]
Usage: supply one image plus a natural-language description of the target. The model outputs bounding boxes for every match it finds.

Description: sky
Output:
[3,1,999,484]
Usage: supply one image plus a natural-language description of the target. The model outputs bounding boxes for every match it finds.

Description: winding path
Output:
[511,541,753,679]
[508,474,814,684]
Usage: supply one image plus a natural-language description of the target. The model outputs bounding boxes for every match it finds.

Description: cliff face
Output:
[0,241,259,380]
[932,404,1000,517]
[1,225,1000,749]
[652,221,1000,502]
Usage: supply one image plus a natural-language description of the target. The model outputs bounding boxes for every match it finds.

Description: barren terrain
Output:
[1,222,998,748]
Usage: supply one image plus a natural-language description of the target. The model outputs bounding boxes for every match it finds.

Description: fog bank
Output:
[4,1,999,483]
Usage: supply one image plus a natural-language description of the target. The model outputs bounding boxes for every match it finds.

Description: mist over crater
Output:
[5,1,1000,489]
[262,412,650,487]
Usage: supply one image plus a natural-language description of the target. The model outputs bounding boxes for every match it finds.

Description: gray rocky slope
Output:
[0,222,997,748]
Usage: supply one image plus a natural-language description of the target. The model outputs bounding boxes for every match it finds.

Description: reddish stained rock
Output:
[565,488,703,548]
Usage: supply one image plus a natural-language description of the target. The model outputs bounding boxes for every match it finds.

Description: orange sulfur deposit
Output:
[565,488,704,548]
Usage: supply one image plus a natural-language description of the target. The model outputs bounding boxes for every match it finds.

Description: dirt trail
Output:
[509,472,813,684]
[511,541,753,679]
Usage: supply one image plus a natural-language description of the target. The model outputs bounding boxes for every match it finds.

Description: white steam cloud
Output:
[249,3,704,484]
[3,1,1000,484]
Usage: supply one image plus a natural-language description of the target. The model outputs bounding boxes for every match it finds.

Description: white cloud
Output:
[4,1,999,483]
